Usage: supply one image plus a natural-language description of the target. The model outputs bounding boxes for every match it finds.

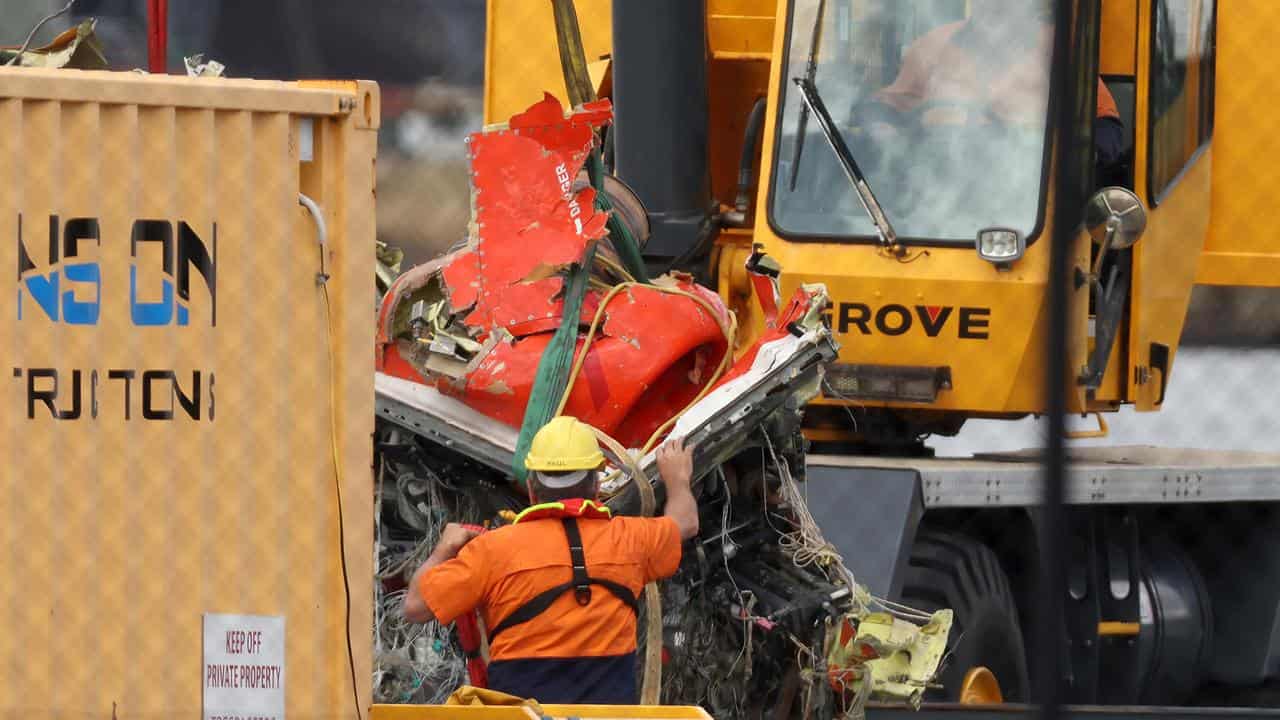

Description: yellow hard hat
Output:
[524,416,605,472]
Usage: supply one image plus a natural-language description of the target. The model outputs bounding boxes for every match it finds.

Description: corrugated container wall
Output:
[0,68,377,718]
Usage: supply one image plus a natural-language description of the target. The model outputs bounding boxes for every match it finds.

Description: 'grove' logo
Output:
[823,302,991,340]
[16,214,216,326]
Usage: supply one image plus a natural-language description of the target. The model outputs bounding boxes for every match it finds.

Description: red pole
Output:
[147,0,167,73]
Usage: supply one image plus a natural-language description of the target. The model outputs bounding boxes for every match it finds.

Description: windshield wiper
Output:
[787,0,827,191]
[791,76,900,249]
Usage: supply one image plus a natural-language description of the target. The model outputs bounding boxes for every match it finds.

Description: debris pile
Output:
[373,97,952,717]
[377,96,737,451]
[373,432,492,704]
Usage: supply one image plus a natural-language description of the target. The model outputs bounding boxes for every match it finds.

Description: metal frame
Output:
[376,373,518,473]
[810,447,1280,508]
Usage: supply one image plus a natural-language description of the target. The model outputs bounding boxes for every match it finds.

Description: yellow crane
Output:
[483,0,1280,708]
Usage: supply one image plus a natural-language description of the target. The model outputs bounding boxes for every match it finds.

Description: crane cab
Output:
[483,0,1278,449]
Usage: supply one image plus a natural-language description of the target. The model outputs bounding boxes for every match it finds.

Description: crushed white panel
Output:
[376,372,518,472]
[670,331,814,439]
[598,327,830,500]
[203,613,285,720]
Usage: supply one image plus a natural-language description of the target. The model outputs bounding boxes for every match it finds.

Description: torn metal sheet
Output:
[377,96,735,448]
[447,93,611,331]
[594,286,833,497]
[828,611,955,709]
[376,242,404,293]
[0,20,107,69]
[375,296,837,491]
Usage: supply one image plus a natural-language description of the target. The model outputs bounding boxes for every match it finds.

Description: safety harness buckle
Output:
[570,540,592,605]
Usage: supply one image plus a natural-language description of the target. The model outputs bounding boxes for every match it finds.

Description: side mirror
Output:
[1084,186,1147,250]
[1077,188,1146,391]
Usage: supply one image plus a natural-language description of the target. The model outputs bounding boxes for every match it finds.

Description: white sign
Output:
[203,613,286,720]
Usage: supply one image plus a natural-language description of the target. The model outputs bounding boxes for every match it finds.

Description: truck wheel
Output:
[900,530,1030,702]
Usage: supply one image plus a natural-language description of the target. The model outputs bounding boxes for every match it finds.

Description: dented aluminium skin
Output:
[376,96,734,448]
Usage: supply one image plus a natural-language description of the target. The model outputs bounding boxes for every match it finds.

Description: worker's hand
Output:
[658,437,699,541]
[434,523,481,559]
[656,437,694,491]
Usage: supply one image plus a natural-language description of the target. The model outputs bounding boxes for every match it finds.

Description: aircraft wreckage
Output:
[371,95,952,718]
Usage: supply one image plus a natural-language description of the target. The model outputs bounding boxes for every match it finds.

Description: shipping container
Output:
[0,67,378,719]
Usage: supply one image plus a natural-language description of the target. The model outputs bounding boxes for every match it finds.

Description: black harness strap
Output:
[563,515,594,605]
[487,517,639,641]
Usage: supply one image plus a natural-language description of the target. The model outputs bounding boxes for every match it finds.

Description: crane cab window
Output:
[1148,0,1216,203]
[770,0,1056,245]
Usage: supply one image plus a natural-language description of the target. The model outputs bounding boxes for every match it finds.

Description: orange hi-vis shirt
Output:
[875,20,1120,125]
[420,513,682,660]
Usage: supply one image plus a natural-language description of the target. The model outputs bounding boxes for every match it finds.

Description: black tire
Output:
[900,530,1031,702]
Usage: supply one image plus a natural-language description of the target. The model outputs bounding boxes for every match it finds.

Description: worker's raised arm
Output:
[869,20,960,116]
[402,523,483,623]
[656,438,699,540]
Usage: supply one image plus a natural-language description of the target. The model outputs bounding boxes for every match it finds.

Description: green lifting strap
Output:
[511,241,597,487]
[512,0,651,485]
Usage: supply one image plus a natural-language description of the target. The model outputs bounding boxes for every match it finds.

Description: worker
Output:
[863,0,1125,179]
[402,416,700,704]
[1094,85,1127,185]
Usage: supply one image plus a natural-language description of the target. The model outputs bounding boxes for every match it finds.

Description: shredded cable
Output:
[763,431,935,625]
[763,433,859,596]
[372,442,485,704]
[702,471,755,708]
[820,377,865,433]
[374,588,468,704]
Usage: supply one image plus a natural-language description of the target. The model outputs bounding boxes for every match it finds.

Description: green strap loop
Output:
[511,242,598,486]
